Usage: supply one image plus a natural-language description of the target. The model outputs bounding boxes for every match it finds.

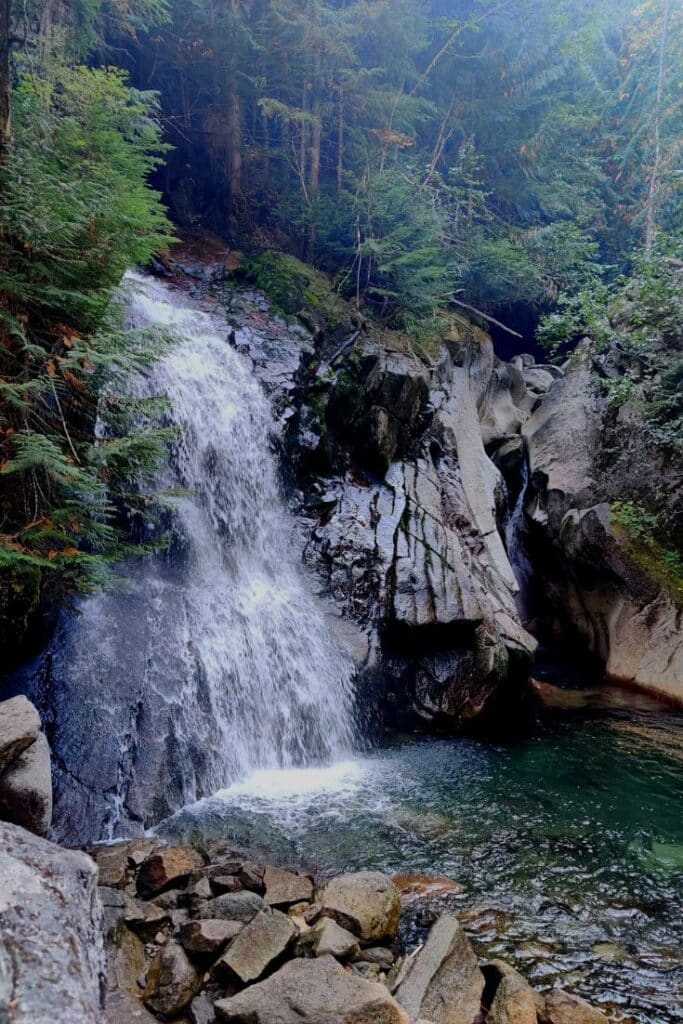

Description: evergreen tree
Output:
[0,9,174,597]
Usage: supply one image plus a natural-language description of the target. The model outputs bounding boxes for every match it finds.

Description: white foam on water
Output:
[218,759,364,801]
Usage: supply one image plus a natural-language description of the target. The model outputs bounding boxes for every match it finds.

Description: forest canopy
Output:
[118,0,682,323]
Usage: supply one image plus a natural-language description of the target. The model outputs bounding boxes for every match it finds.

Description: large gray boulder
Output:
[215,954,410,1024]
[217,907,296,983]
[0,731,52,836]
[0,695,40,774]
[319,871,401,942]
[263,864,313,906]
[199,890,264,922]
[143,940,202,1019]
[395,914,484,1024]
[483,960,537,1024]
[538,988,608,1024]
[0,821,104,1023]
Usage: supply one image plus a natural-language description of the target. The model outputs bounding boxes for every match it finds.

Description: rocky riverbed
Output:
[93,835,613,1024]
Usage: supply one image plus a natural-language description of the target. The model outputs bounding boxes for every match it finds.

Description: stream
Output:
[160,688,683,1024]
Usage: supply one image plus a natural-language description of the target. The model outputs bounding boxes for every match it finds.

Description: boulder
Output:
[0,821,104,1023]
[319,871,401,942]
[238,861,265,893]
[539,989,608,1024]
[200,890,264,922]
[143,940,202,1019]
[483,960,537,1024]
[215,954,410,1024]
[137,847,204,898]
[353,946,395,967]
[263,864,313,906]
[0,731,52,836]
[395,914,484,1024]
[0,695,40,774]
[188,991,216,1024]
[122,897,171,940]
[211,874,242,895]
[189,875,215,900]
[178,918,243,955]
[304,901,323,924]
[300,917,361,960]
[92,838,157,889]
[522,366,555,395]
[218,907,296,983]
[393,873,465,905]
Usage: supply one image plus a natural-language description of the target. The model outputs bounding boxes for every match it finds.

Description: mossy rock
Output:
[240,250,353,337]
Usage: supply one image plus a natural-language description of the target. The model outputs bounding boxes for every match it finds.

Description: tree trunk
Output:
[336,91,344,192]
[299,80,309,187]
[227,0,242,230]
[263,108,270,183]
[644,0,671,256]
[309,95,321,196]
[227,86,242,199]
[0,0,11,162]
[306,92,321,261]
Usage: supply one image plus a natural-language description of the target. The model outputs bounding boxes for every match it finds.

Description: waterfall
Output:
[14,272,356,844]
[504,461,533,612]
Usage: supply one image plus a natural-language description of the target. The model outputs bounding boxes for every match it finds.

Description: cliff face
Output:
[222,253,547,731]
[225,251,682,711]
[523,341,682,703]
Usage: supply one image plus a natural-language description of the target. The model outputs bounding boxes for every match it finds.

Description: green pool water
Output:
[160,687,683,1023]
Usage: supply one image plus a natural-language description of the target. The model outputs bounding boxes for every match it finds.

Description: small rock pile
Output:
[94,839,610,1024]
[0,694,52,836]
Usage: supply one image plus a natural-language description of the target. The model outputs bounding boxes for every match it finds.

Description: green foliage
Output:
[0,61,174,596]
[351,168,454,320]
[3,65,172,327]
[611,500,683,599]
[539,253,682,447]
[537,285,615,357]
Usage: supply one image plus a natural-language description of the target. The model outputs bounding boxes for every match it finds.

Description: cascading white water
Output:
[127,272,356,774]
[17,272,356,843]
[504,461,533,612]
